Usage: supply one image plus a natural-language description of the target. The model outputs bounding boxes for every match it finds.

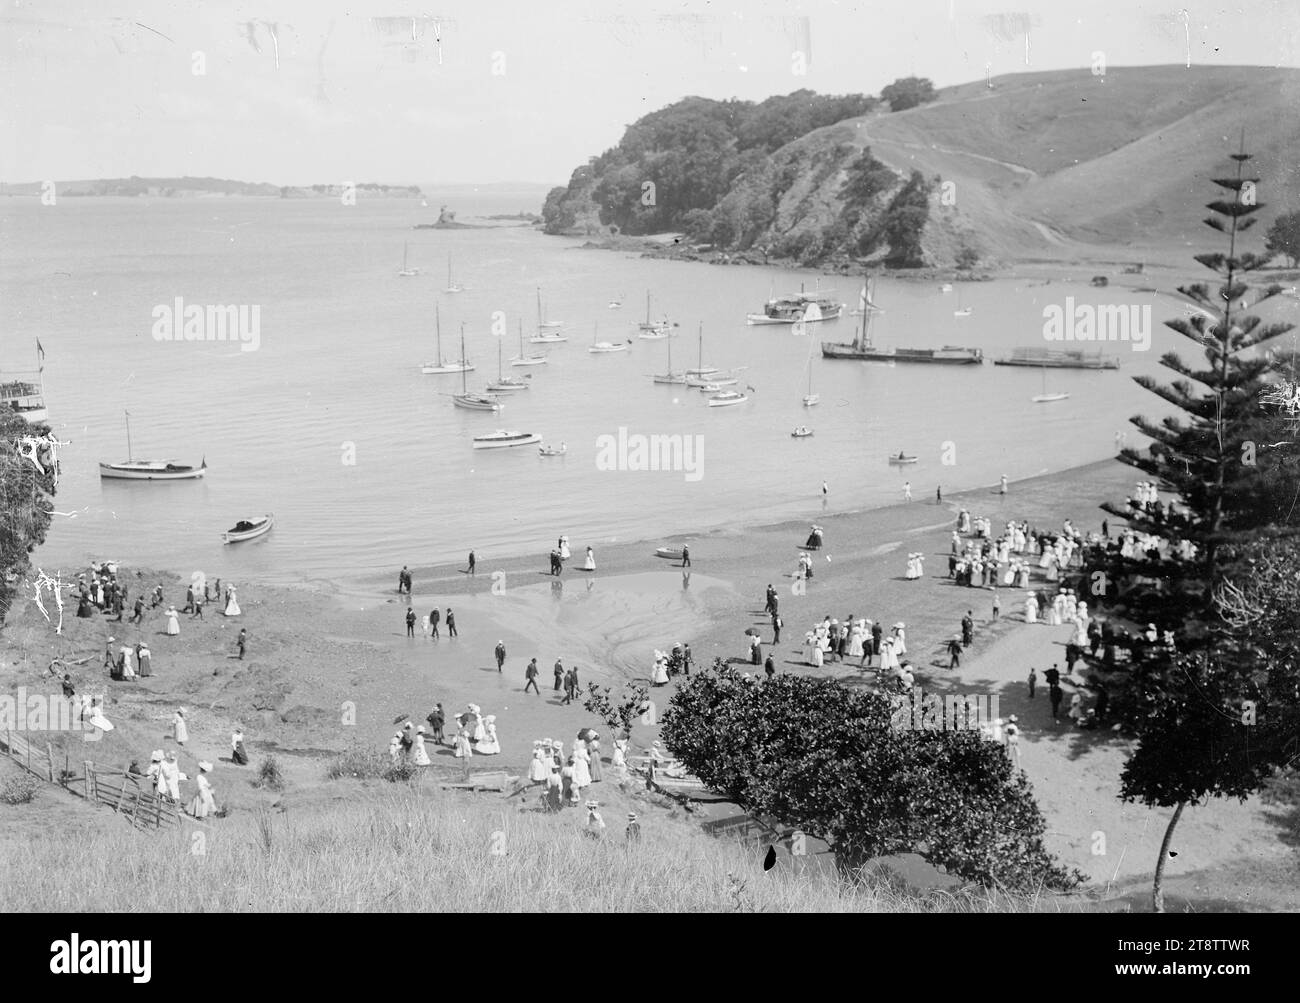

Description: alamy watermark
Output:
[889,689,1000,732]
[1,688,104,741]
[594,427,704,482]
[1042,297,1150,352]
[151,297,261,351]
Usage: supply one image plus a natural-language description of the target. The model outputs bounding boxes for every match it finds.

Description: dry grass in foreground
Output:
[0,782,1085,912]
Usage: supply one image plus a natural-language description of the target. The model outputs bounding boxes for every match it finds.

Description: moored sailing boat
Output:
[421,303,474,374]
[651,334,685,384]
[511,313,549,366]
[822,277,984,364]
[487,328,531,392]
[637,290,677,339]
[445,256,463,293]
[452,326,502,411]
[529,288,567,343]
[1031,366,1070,403]
[398,242,420,277]
[99,410,207,480]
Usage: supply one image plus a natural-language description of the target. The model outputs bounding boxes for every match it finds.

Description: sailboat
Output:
[99,410,207,480]
[1031,366,1069,403]
[487,327,531,392]
[537,290,563,329]
[588,322,628,353]
[420,303,474,374]
[637,290,676,339]
[684,323,718,379]
[452,327,502,411]
[822,277,983,364]
[651,335,685,384]
[802,340,819,407]
[953,287,972,318]
[398,242,420,277]
[445,256,463,294]
[529,289,567,343]
[511,314,548,366]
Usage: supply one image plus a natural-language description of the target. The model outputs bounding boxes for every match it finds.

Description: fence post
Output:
[45,743,54,782]
[116,775,129,813]
[84,761,93,801]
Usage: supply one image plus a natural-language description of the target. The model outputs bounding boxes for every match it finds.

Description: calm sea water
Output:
[2,194,1182,587]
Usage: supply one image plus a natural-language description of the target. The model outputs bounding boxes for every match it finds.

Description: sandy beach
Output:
[4,455,1296,910]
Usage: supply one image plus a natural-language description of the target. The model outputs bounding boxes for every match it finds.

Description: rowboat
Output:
[223,514,273,544]
[654,547,684,560]
[472,430,541,450]
[696,378,739,392]
[99,411,207,480]
[1032,392,1070,403]
[887,453,919,465]
[538,442,568,456]
[707,390,748,407]
[792,426,813,438]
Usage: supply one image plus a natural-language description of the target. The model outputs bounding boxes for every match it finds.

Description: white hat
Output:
[198,761,212,772]
[150,750,163,762]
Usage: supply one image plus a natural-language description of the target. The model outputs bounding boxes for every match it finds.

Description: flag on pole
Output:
[36,339,45,370]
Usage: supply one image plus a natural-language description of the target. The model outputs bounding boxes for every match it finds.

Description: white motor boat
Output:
[792,426,813,438]
[707,390,749,407]
[588,341,628,353]
[472,430,541,449]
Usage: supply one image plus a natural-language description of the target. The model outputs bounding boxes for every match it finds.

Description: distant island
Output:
[414,204,541,230]
[0,176,422,198]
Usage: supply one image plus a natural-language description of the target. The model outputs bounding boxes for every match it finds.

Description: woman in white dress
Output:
[1024,593,1038,624]
[879,637,899,673]
[165,606,180,636]
[611,737,628,772]
[224,585,241,616]
[145,750,164,796]
[453,727,473,758]
[477,716,500,755]
[558,536,571,561]
[892,623,907,656]
[848,621,865,660]
[389,732,403,765]
[159,751,182,802]
[587,735,602,782]
[173,707,188,746]
[188,761,217,818]
[572,742,592,788]
[412,726,432,765]
[651,651,670,686]
[583,547,595,571]
[466,704,485,744]
[528,743,548,782]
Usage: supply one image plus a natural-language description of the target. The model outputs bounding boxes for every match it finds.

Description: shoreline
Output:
[341,457,1124,602]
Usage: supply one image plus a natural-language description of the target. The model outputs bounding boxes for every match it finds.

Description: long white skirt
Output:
[1024,602,1038,624]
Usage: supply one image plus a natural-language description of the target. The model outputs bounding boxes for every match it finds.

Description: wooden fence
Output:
[2,727,180,830]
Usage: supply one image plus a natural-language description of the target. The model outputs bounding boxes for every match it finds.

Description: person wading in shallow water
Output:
[494,640,506,673]
[467,551,476,576]
[429,607,440,640]
[445,608,457,637]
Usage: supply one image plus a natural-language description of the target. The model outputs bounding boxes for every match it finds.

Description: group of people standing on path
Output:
[390,702,500,766]
[409,605,458,639]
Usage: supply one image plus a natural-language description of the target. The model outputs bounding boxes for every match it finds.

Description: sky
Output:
[2,0,1298,186]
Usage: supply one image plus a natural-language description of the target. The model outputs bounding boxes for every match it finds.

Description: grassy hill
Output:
[546,65,1300,269]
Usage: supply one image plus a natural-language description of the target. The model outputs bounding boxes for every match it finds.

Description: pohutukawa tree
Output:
[0,407,58,625]
[659,663,1082,894]
[1088,140,1297,912]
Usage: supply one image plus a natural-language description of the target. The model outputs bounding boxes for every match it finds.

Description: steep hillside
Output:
[545,66,1300,268]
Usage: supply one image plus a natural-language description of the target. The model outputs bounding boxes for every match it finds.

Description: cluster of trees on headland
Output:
[541,81,940,266]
